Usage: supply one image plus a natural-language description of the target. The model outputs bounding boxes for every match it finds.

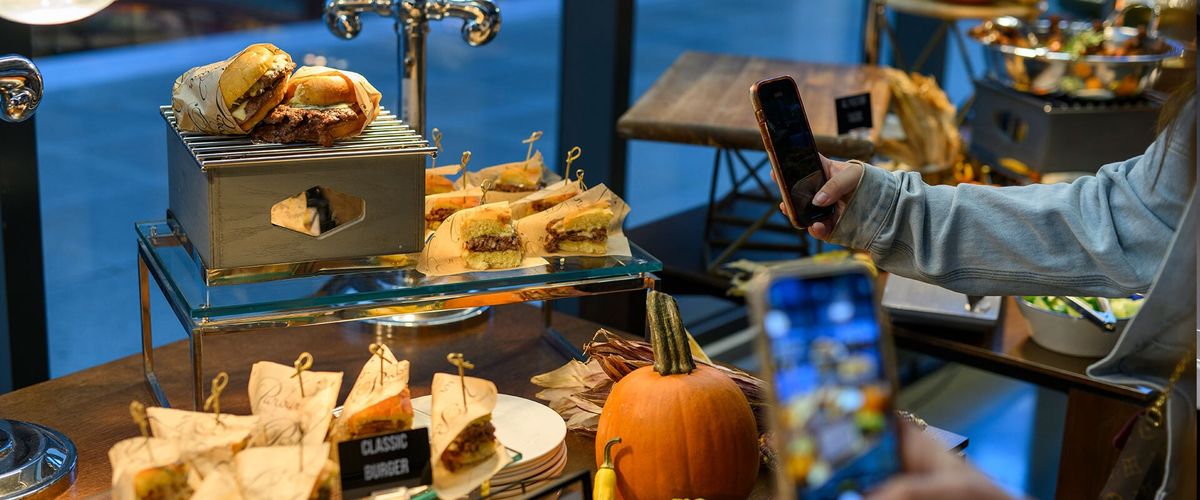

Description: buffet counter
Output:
[0,305,629,498]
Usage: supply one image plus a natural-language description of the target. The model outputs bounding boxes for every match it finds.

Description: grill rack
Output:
[159,105,436,169]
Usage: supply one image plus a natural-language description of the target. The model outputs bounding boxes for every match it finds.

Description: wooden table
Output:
[629,204,1151,500]
[0,305,608,498]
[618,51,891,271]
[618,51,891,155]
[2,302,974,499]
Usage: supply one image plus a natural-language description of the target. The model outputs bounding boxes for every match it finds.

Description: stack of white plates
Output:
[411,394,569,498]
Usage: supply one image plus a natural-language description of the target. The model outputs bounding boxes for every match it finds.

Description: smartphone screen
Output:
[756,78,834,226]
[761,271,900,499]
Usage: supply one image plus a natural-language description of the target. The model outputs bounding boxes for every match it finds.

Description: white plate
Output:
[489,456,568,499]
[411,394,567,465]
[492,442,566,482]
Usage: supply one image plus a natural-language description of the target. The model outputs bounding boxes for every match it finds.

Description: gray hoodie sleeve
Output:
[828,98,1195,297]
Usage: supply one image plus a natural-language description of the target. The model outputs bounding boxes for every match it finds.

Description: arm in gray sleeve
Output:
[828,100,1195,297]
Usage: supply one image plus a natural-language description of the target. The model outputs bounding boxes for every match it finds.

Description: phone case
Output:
[749,76,834,228]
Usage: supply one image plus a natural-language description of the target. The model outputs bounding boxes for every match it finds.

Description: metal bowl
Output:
[1016,298,1129,358]
[974,16,1184,99]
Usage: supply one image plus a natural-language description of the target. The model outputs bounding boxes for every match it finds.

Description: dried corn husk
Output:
[879,68,961,173]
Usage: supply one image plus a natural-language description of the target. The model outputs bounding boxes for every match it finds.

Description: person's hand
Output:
[866,423,1013,500]
[773,155,864,241]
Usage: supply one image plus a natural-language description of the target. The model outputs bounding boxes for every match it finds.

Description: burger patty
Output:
[492,181,544,193]
[441,419,497,471]
[251,104,359,147]
[464,234,520,252]
[231,66,292,123]
[545,227,607,252]
[425,207,461,223]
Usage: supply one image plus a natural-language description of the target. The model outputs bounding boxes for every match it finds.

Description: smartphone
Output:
[748,262,902,500]
[750,76,835,227]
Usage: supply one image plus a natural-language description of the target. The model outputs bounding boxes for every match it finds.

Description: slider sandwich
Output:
[109,437,193,500]
[172,43,295,135]
[545,200,613,254]
[332,344,414,440]
[426,195,480,231]
[460,204,522,270]
[492,157,545,194]
[252,66,381,147]
[530,187,580,214]
[430,373,502,474]
[426,172,456,195]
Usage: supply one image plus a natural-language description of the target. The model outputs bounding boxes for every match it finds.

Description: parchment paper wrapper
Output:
[330,344,411,440]
[289,65,382,135]
[108,437,186,500]
[510,179,583,220]
[247,361,343,447]
[147,407,258,486]
[463,151,564,202]
[430,373,512,499]
[514,183,632,258]
[192,466,243,500]
[171,43,285,135]
[235,443,330,500]
[417,201,548,277]
[424,186,483,239]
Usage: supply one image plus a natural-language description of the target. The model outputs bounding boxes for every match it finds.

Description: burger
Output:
[545,200,612,254]
[440,415,498,472]
[529,186,581,214]
[426,195,480,231]
[219,44,295,132]
[252,66,381,147]
[341,388,414,438]
[460,205,522,270]
[493,160,545,193]
[426,172,456,195]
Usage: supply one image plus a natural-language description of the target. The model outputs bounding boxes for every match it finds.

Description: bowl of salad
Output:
[1017,296,1145,357]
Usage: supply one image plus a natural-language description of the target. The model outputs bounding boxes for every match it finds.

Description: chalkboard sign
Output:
[835,93,872,135]
[338,427,432,498]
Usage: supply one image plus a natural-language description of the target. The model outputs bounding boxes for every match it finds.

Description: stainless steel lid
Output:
[159,105,436,170]
[0,419,77,499]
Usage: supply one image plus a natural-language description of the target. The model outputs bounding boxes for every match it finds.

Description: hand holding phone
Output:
[748,262,903,499]
[751,76,835,228]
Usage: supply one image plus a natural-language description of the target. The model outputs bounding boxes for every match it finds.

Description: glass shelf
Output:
[136,221,663,326]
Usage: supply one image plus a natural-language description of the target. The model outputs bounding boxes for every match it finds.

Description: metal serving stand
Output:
[137,220,661,409]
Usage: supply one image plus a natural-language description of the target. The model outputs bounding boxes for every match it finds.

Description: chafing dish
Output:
[973,16,1184,99]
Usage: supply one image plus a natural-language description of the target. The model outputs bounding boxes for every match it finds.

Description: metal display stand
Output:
[137,221,660,409]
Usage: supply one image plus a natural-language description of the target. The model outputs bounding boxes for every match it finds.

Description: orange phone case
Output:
[749,76,800,227]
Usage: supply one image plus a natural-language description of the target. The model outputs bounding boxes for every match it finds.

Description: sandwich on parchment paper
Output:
[172,43,295,135]
[545,199,613,254]
[108,437,193,500]
[429,372,511,498]
[427,171,456,195]
[331,344,414,441]
[235,443,339,500]
[426,192,481,231]
[146,407,258,486]
[458,203,522,270]
[251,66,382,147]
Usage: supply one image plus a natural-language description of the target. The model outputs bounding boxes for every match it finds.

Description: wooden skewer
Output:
[203,372,229,426]
[445,353,475,408]
[291,352,313,398]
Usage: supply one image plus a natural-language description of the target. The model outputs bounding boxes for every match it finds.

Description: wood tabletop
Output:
[884,0,1041,21]
[0,305,614,498]
[617,51,890,157]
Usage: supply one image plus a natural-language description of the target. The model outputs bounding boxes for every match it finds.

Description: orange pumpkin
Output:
[595,291,759,500]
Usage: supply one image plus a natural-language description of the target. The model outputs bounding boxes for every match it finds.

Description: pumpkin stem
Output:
[647,291,696,375]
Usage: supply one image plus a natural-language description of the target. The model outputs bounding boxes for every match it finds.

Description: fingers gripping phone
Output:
[748,263,903,500]
[751,76,835,228]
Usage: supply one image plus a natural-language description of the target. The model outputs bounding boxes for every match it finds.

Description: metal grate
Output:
[160,105,435,169]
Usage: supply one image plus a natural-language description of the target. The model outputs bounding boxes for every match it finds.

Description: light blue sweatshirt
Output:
[830,98,1196,498]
